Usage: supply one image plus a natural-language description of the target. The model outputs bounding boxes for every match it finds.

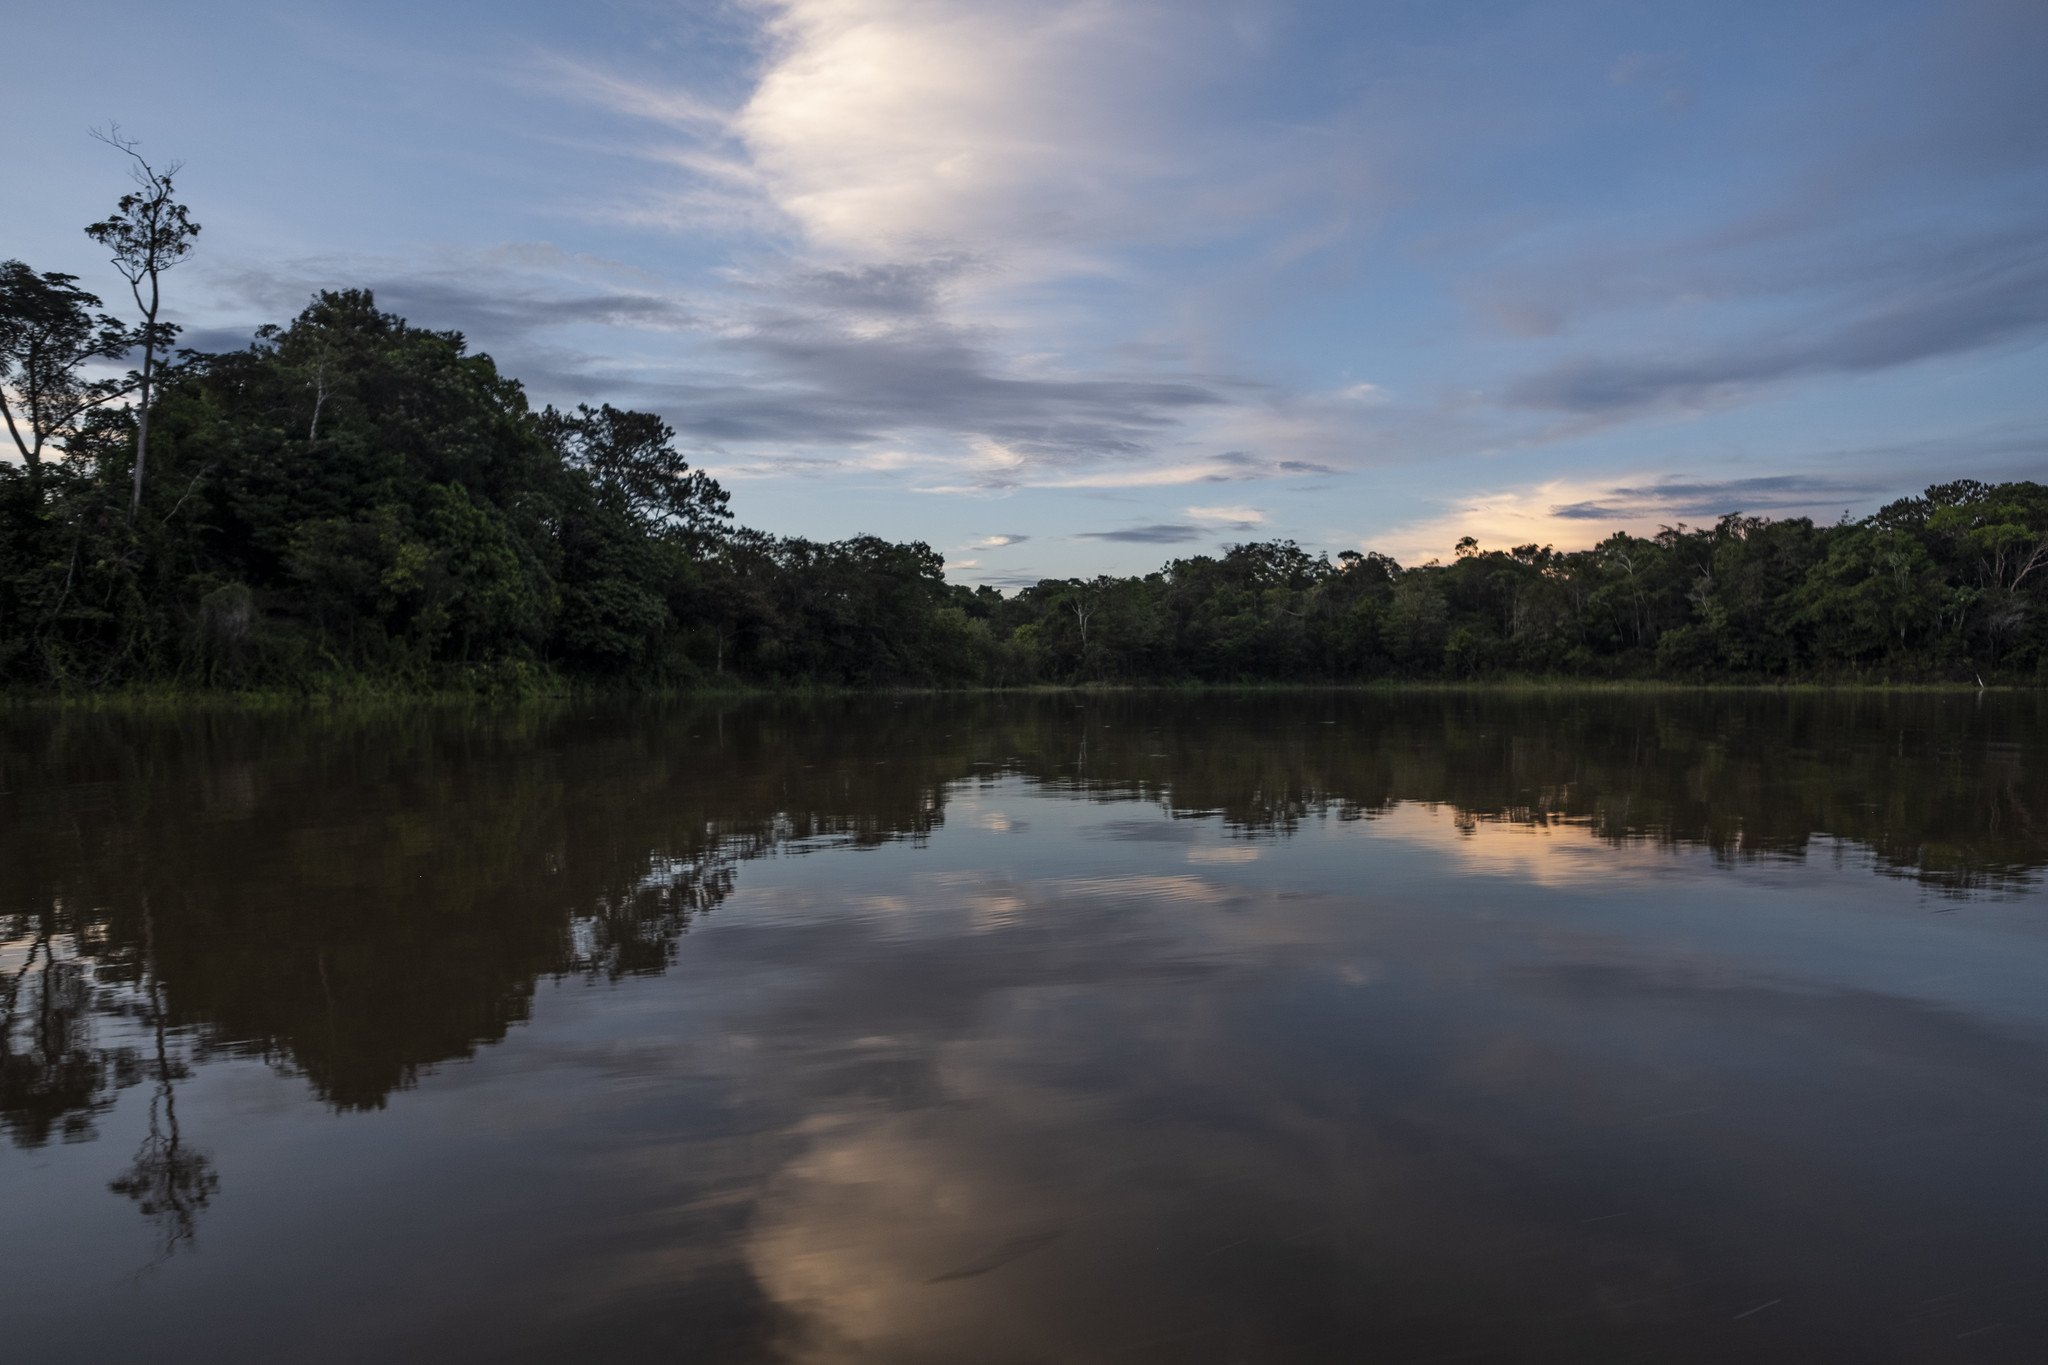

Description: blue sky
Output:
[11,0,2046,583]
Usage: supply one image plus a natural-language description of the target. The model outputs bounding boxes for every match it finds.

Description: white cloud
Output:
[536,56,733,131]
[554,0,1376,284]
[508,1,1414,497]
[1031,462,1242,489]
[739,0,1146,256]
[1185,504,1265,524]
[730,0,1338,266]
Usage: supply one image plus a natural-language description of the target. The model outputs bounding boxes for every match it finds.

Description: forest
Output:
[4,171,2045,691]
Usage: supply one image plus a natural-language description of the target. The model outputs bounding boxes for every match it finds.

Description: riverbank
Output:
[4,675,2037,710]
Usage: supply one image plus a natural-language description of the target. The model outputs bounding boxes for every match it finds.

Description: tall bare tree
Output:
[1069,580,1095,649]
[84,128,199,521]
[0,261,131,496]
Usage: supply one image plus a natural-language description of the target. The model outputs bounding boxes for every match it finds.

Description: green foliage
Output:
[1,280,2042,691]
[981,493,2045,683]
[0,289,1015,690]
[0,261,133,485]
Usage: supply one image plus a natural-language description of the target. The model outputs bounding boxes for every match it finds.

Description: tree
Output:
[84,128,200,521]
[1069,579,1096,650]
[0,261,131,493]
[537,403,730,543]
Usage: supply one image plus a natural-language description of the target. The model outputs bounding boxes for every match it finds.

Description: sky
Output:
[8,0,2046,584]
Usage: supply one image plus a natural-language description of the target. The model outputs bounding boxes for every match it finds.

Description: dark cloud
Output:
[1547,424,2048,527]
[787,258,973,316]
[1075,524,1207,544]
[192,261,702,407]
[417,268,1229,468]
[1481,0,2048,420]
[959,571,1044,590]
[1507,236,2048,415]
[666,316,1227,462]
[1550,474,1884,522]
[372,280,698,336]
[177,326,265,355]
[200,257,1235,474]
[202,264,697,337]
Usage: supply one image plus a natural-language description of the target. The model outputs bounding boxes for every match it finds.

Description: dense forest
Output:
[4,181,2045,689]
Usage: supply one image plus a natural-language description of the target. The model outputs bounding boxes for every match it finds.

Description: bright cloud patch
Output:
[1186,505,1266,525]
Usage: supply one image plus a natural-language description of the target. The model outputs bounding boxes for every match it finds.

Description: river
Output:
[4,691,2046,1362]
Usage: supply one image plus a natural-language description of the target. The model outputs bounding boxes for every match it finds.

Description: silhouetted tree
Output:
[0,262,131,495]
[85,127,200,521]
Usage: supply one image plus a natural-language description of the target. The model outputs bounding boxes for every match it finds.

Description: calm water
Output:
[6,692,2048,1363]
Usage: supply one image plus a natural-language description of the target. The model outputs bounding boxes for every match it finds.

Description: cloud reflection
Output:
[6,696,2048,1359]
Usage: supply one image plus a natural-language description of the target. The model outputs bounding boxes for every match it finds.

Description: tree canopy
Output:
[1,284,2043,690]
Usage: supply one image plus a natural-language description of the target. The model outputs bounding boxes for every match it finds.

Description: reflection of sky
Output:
[9,777,2048,1361]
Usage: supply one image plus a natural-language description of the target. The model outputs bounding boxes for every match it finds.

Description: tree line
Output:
[3,157,2044,689]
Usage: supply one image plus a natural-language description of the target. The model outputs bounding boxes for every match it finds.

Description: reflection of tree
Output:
[108,1078,215,1261]
[0,903,209,1256]
[0,701,966,1124]
[0,925,140,1147]
[572,850,741,980]
[0,691,2042,1153]
[107,901,215,1261]
[1023,692,2048,897]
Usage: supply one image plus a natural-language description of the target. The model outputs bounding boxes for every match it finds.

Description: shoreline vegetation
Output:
[7,238,2046,695]
[1,679,2037,710]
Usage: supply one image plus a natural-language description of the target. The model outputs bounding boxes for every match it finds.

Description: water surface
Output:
[5,691,2048,1362]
